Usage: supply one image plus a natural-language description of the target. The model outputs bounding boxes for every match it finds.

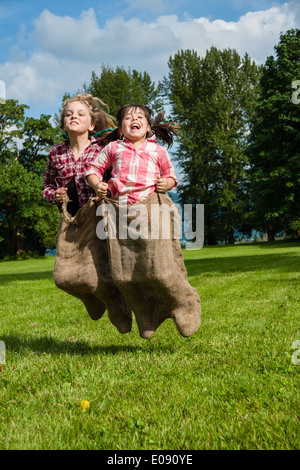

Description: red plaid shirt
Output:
[42,137,103,208]
[85,135,178,204]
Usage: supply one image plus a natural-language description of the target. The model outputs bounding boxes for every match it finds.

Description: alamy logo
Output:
[95,203,204,248]
[0,341,5,364]
[291,340,300,365]
[0,80,6,103]
[291,80,300,105]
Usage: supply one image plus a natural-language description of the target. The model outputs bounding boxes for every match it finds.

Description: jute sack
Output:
[100,192,201,339]
[53,199,132,334]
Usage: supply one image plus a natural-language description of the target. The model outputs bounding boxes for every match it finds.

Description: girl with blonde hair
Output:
[43,93,115,215]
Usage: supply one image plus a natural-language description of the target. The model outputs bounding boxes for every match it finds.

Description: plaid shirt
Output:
[42,137,103,208]
[85,135,178,204]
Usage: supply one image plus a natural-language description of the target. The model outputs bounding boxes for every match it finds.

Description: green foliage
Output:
[0,100,61,257]
[0,160,60,256]
[83,64,164,116]
[162,47,262,244]
[0,99,29,159]
[0,242,298,449]
[248,29,300,239]
[18,114,61,175]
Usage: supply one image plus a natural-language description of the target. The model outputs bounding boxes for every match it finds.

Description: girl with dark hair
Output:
[85,104,179,204]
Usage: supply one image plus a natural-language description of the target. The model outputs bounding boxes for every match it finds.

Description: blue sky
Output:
[0,0,299,119]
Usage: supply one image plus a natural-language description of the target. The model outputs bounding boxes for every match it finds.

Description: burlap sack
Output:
[53,199,132,334]
[99,192,201,339]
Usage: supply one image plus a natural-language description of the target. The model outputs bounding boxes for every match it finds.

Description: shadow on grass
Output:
[1,333,175,356]
[198,240,300,250]
[184,252,299,276]
[0,250,298,284]
[242,240,300,249]
[0,271,53,284]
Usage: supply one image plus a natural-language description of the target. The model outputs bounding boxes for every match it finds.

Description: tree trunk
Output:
[228,227,234,244]
[267,225,275,241]
[8,229,18,256]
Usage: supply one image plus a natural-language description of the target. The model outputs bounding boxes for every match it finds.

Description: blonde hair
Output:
[60,93,116,135]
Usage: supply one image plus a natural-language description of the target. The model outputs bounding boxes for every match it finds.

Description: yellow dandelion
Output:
[80,400,90,410]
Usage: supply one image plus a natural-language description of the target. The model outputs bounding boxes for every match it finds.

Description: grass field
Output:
[0,241,299,450]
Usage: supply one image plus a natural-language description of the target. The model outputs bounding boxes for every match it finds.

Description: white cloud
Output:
[32,8,103,61]
[156,2,299,63]
[32,9,179,65]
[0,1,299,116]
[0,52,60,105]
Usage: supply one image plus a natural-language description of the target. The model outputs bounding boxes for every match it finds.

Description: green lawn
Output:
[0,241,299,450]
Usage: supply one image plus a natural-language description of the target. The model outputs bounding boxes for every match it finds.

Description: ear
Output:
[89,123,95,132]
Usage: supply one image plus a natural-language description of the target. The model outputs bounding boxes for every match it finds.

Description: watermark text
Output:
[0,341,5,364]
[0,80,6,103]
[291,80,300,105]
[291,340,300,365]
[96,202,204,249]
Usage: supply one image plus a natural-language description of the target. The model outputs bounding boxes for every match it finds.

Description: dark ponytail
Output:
[151,111,180,148]
[98,128,121,146]
[98,104,180,147]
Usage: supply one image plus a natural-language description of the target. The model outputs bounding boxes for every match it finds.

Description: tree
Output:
[0,99,29,161]
[162,47,261,244]
[0,100,61,257]
[18,114,61,175]
[0,161,59,256]
[83,64,163,117]
[247,29,300,240]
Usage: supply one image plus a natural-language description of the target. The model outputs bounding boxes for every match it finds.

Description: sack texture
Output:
[53,199,132,334]
[53,193,201,339]
[101,192,201,338]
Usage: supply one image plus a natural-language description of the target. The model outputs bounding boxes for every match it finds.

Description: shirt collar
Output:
[122,134,157,146]
[63,136,98,148]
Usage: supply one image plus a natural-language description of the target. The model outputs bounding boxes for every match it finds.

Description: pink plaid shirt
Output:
[42,137,103,208]
[85,135,178,204]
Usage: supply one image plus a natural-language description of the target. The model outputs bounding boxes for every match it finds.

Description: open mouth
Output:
[131,123,140,130]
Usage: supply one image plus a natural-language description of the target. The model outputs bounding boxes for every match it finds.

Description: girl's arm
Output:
[156,177,176,193]
[86,174,108,198]
[85,145,112,198]
[84,144,111,182]
[156,147,178,193]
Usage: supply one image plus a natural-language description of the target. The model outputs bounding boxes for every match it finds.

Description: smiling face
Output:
[63,100,95,136]
[119,106,151,147]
